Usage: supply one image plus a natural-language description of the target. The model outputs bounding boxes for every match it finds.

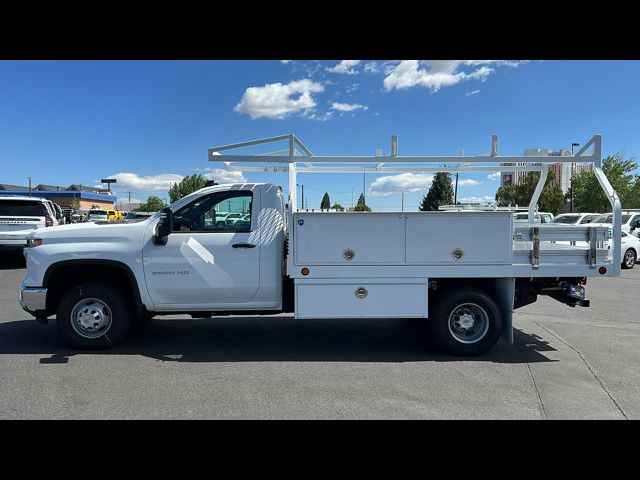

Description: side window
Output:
[580,216,593,224]
[632,215,640,227]
[172,191,252,233]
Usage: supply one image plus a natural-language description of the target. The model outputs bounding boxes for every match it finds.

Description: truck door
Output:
[143,189,260,307]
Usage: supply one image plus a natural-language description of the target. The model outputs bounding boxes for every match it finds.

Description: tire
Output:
[56,282,130,350]
[622,249,636,269]
[430,287,503,356]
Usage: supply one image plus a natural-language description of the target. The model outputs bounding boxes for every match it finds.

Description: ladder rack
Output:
[209,133,622,275]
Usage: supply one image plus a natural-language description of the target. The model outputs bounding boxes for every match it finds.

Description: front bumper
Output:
[19,284,47,317]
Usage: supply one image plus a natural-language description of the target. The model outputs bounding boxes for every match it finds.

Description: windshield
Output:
[89,210,107,216]
[553,214,580,224]
[593,213,632,224]
[0,200,48,217]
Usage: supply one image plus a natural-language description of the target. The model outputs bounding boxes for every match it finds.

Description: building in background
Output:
[500,148,592,194]
[0,183,115,209]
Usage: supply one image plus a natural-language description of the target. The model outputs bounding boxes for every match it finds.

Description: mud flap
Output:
[495,278,515,343]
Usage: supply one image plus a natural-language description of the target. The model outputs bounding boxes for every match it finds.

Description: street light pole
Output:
[27,176,31,197]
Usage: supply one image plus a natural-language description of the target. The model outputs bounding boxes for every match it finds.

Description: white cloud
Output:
[280,60,292,64]
[346,83,359,94]
[368,173,433,196]
[326,60,361,75]
[457,195,496,205]
[487,172,501,181]
[383,60,523,92]
[200,168,247,184]
[465,89,480,96]
[308,111,333,122]
[363,62,381,73]
[457,178,480,186]
[234,79,324,119]
[331,102,368,112]
[97,172,184,191]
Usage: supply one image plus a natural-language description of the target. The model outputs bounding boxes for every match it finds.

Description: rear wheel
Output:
[56,282,130,349]
[430,288,502,356]
[622,249,636,269]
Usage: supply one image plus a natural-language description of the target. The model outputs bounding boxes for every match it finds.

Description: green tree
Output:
[571,154,639,212]
[331,203,345,211]
[70,198,80,211]
[321,192,331,209]
[135,196,165,212]
[495,170,565,215]
[419,172,454,211]
[354,193,371,211]
[168,174,208,203]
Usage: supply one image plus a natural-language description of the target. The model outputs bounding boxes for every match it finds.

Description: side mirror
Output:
[154,207,173,245]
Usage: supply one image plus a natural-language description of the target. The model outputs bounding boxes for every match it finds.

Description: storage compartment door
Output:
[295,279,428,319]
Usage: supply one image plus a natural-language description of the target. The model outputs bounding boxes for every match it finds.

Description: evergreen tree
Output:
[321,192,331,209]
[419,172,454,211]
[354,193,371,211]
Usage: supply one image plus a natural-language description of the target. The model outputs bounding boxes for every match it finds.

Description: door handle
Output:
[232,243,256,249]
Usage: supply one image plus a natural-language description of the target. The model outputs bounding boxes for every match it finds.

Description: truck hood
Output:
[28,219,154,244]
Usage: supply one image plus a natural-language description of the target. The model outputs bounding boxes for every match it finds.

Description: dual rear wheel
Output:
[429,288,503,356]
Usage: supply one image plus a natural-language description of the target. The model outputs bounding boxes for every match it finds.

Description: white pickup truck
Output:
[18,134,622,355]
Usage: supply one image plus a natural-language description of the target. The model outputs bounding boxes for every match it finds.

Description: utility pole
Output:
[126,191,132,211]
[27,177,31,197]
[362,171,366,205]
[401,192,404,212]
[351,188,354,208]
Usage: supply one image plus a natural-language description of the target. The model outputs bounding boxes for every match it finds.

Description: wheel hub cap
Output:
[458,313,475,330]
[448,303,490,345]
[71,298,112,339]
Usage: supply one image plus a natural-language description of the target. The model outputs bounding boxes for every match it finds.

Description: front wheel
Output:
[430,288,503,356]
[56,282,130,349]
[622,249,637,269]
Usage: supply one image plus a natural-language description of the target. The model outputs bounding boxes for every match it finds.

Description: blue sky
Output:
[0,60,639,210]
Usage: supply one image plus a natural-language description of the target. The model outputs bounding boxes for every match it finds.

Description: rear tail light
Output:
[45,215,53,227]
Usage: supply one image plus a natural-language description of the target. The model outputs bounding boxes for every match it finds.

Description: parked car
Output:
[512,212,554,224]
[225,212,245,226]
[620,231,640,269]
[87,210,109,222]
[552,213,599,225]
[590,211,640,237]
[0,196,57,249]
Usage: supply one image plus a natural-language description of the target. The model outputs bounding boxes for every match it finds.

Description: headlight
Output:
[26,238,43,247]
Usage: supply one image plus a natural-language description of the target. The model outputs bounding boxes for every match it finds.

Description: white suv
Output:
[0,196,57,249]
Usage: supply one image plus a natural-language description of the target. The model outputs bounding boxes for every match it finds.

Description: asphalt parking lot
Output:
[1,251,638,419]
